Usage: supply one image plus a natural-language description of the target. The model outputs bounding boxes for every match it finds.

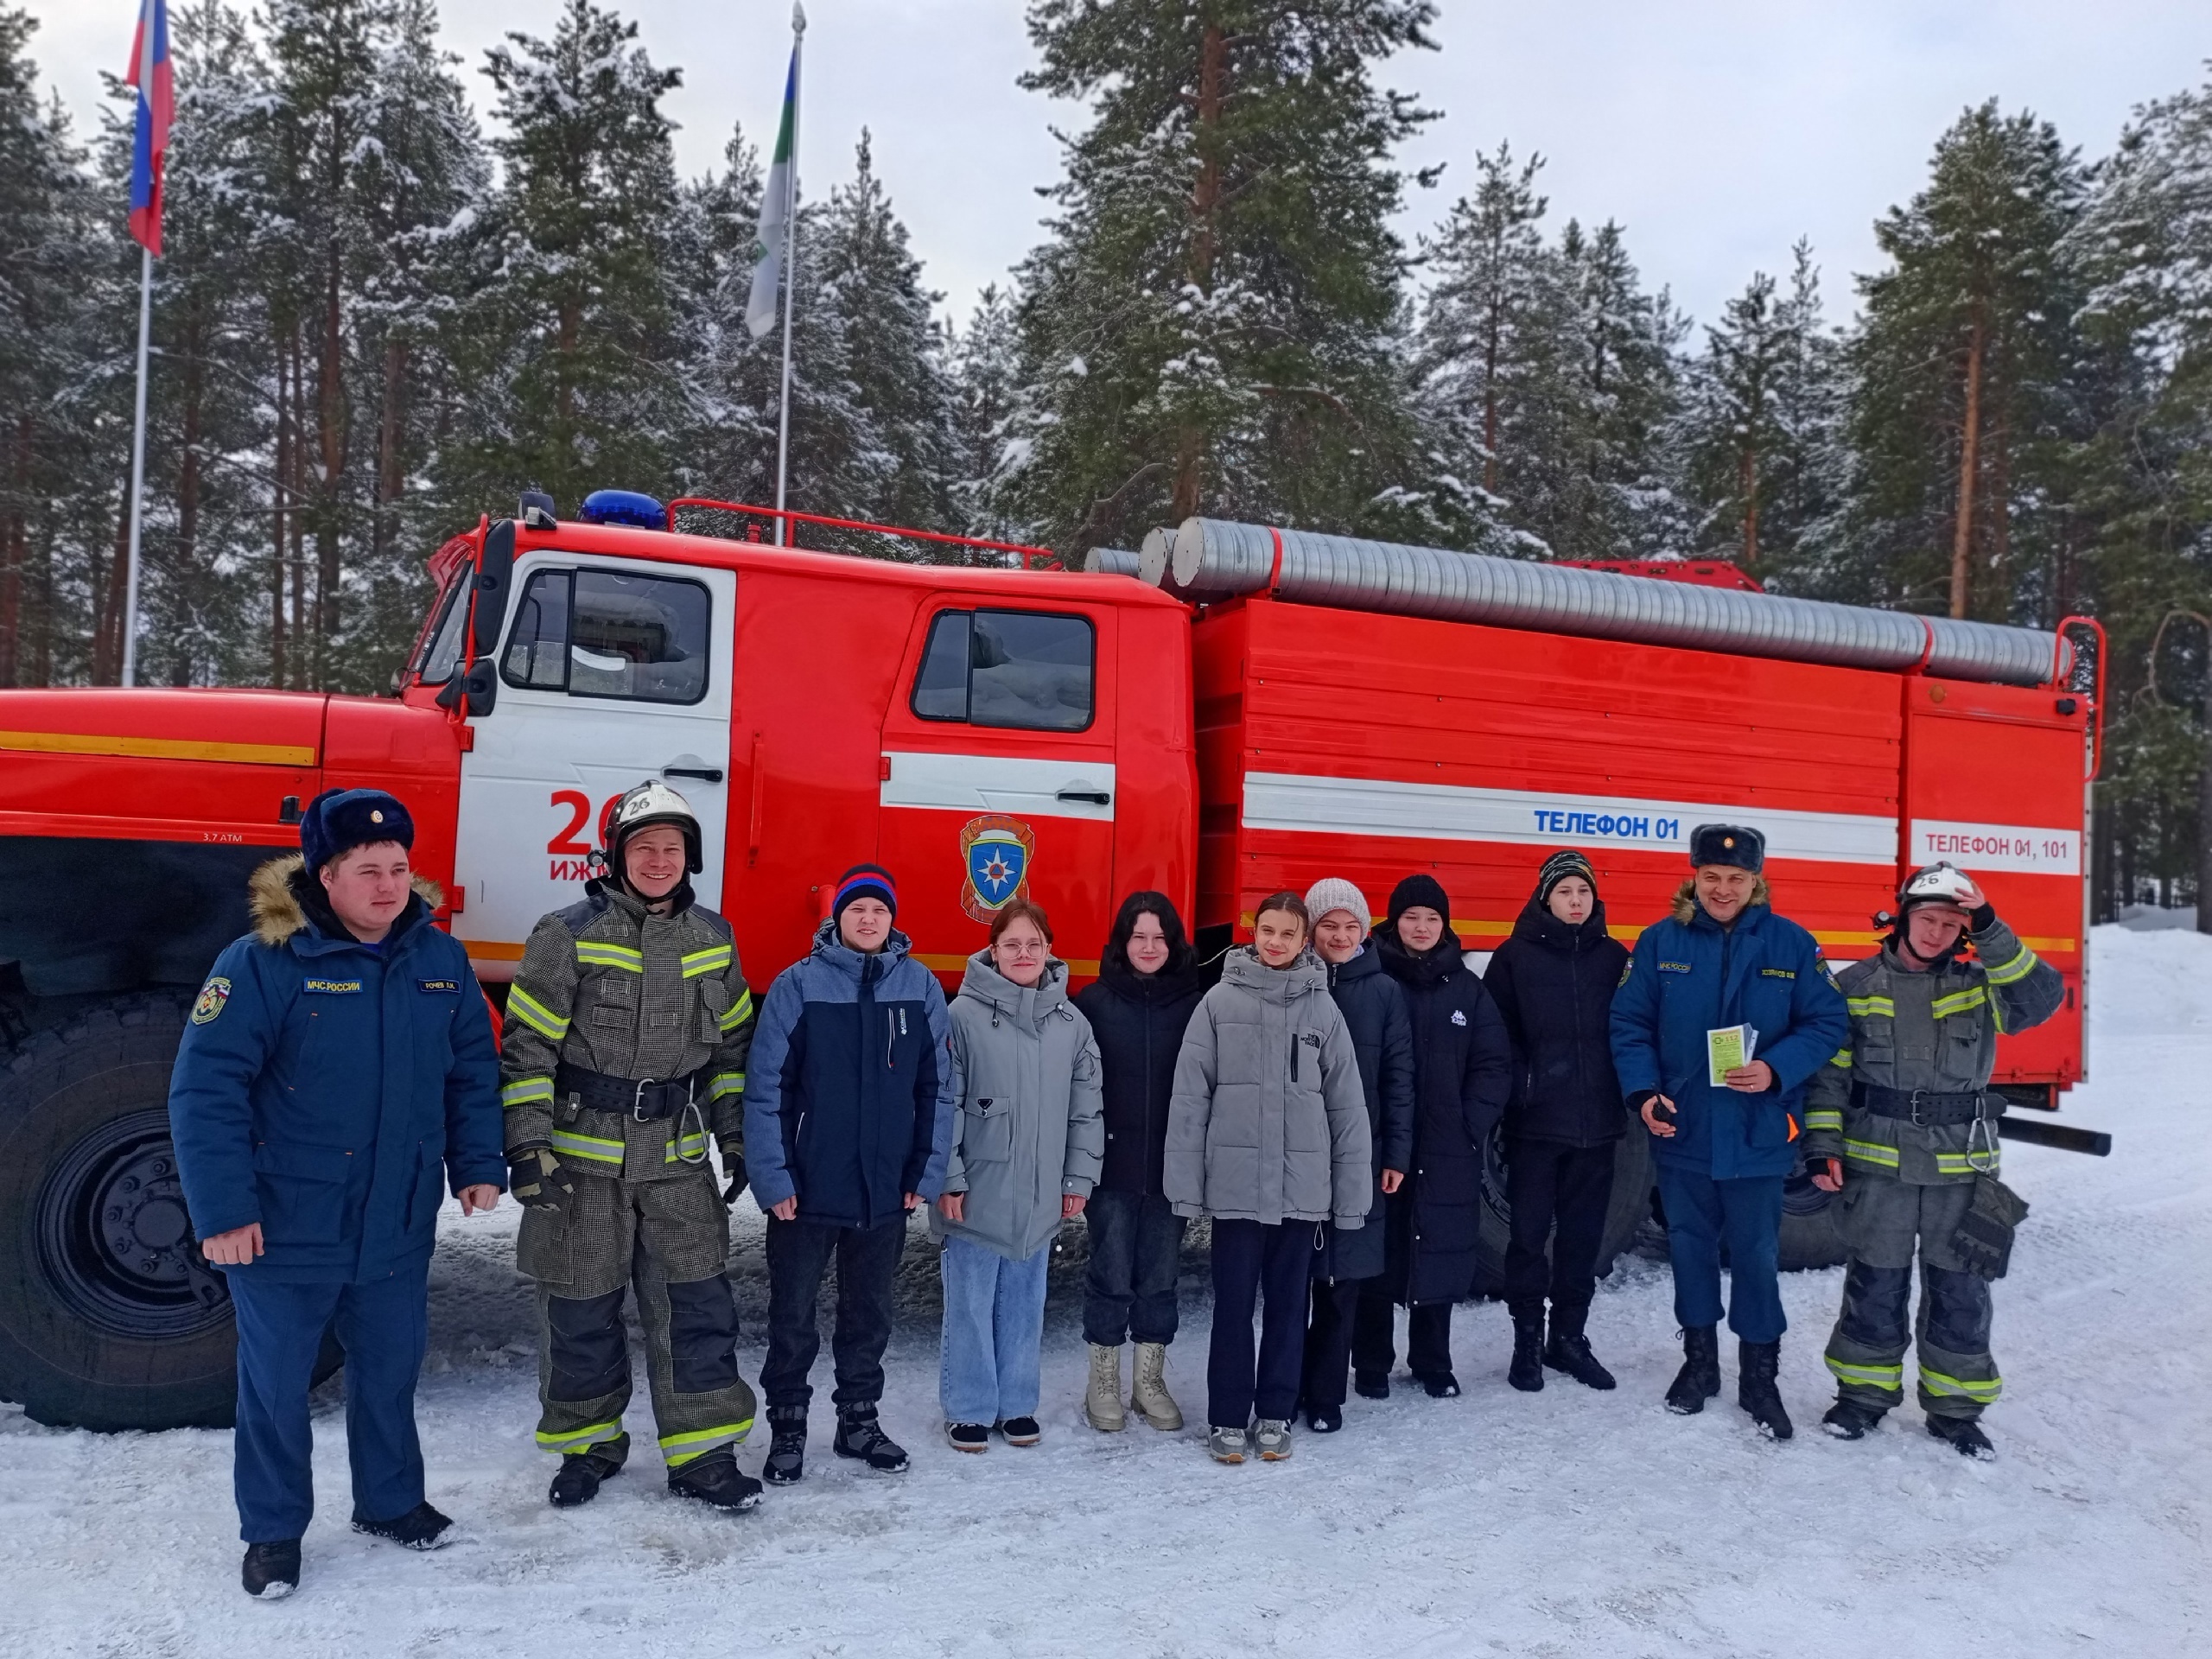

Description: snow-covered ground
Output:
[5,926,2209,1656]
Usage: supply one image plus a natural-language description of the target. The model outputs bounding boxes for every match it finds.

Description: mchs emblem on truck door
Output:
[960,815,1034,922]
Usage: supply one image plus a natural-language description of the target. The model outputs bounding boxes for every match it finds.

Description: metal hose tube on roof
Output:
[1084,545,1141,576]
[1166,518,2066,687]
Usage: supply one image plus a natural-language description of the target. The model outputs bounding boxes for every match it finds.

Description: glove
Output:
[507,1144,575,1211]
[720,1149,747,1207]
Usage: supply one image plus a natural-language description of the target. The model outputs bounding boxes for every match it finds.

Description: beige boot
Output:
[1131,1341,1183,1431]
[1085,1344,1127,1432]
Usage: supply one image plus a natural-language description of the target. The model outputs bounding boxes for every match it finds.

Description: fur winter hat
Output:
[1688,823,1764,874]
[1303,878,1372,939]
[299,788,414,872]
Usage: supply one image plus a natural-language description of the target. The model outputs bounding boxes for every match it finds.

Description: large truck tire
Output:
[1777,1168,1847,1272]
[0,993,336,1430]
[1475,1128,1656,1295]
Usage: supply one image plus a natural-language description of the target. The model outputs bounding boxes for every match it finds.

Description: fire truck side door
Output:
[453,551,736,979]
[879,602,1118,982]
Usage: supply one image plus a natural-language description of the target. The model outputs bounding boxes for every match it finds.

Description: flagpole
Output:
[120,245,152,687]
[772,3,804,547]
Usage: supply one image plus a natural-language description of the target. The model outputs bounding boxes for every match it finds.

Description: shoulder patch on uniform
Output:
[1760,967,1796,980]
[417,977,461,994]
[1618,959,1634,987]
[192,977,231,1024]
[1819,960,1841,988]
[302,978,363,995]
[1657,961,1693,974]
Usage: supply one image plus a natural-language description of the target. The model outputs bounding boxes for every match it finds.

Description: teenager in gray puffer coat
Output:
[1166,892,1370,1465]
[932,901,1103,1451]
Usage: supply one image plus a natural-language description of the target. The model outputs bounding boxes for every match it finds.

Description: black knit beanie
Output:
[1387,873,1452,929]
[1535,849,1598,905]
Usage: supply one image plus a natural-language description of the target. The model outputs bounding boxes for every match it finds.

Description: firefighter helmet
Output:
[1872,861,1977,938]
[598,780,702,876]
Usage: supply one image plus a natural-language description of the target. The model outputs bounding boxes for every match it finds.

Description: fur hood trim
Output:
[1669,874,1770,925]
[250,854,443,946]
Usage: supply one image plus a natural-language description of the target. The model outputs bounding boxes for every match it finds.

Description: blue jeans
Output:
[1655,1164,1786,1343]
[938,1234,1051,1425]
[226,1261,430,1543]
[1083,1189,1186,1346]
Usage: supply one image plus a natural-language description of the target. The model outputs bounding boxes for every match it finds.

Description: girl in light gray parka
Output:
[933,899,1103,1452]
[1166,892,1370,1465]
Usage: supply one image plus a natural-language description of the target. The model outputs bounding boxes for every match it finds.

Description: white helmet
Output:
[598,780,702,875]
[1899,861,1976,913]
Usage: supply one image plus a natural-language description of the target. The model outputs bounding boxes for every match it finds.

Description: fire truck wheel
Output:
[1776,1168,1847,1273]
[0,993,337,1431]
[1474,1128,1656,1291]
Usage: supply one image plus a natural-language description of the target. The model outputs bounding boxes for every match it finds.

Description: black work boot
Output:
[549,1449,624,1509]
[351,1501,454,1550]
[762,1406,807,1486]
[833,1404,910,1473]
[1542,1304,1618,1391]
[668,1448,765,1510]
[1737,1340,1794,1440]
[1507,1303,1546,1393]
[240,1540,301,1600]
[1665,1325,1722,1414]
[1927,1414,1996,1461]
[1821,1398,1887,1440]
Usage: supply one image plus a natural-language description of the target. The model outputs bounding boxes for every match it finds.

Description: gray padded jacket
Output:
[1163,946,1371,1228]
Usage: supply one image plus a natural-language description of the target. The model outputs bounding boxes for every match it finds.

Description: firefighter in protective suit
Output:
[1803,862,2063,1459]
[500,782,762,1510]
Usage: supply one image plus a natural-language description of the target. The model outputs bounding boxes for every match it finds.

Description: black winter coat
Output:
[1072,964,1205,1197]
[1313,944,1415,1284]
[1375,929,1514,1306]
[1483,896,1632,1149]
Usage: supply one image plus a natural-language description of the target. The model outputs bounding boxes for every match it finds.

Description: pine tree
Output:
[1681,240,1843,580]
[1415,143,1573,552]
[457,0,683,517]
[1008,0,1446,557]
[1847,102,2085,620]
[0,10,111,685]
[950,282,1024,543]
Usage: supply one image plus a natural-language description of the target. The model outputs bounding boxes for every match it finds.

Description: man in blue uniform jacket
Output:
[1610,823,1848,1441]
[169,789,505,1599]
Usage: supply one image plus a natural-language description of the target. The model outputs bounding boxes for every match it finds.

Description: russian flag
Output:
[126,0,173,255]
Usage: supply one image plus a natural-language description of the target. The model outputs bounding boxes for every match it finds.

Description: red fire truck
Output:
[0,494,2104,1430]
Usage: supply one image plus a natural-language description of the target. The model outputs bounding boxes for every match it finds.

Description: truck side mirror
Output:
[461,658,499,717]
[471,519,517,664]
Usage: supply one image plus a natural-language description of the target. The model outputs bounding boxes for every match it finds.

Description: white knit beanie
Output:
[1303,877,1372,939]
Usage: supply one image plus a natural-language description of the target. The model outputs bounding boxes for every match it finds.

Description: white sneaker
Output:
[1254,1418,1294,1461]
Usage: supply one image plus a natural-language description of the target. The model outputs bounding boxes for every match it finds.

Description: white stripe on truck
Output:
[1241,772,1895,864]
[881,751,1117,821]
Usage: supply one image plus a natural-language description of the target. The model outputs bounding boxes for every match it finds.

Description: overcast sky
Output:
[24,0,2211,335]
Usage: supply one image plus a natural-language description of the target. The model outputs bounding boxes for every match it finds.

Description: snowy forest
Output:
[3,1,2210,916]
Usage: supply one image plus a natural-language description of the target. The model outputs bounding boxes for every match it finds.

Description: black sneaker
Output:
[762,1407,807,1486]
[667,1450,765,1510]
[1821,1399,1887,1441]
[1353,1371,1389,1401]
[998,1416,1042,1446]
[241,1540,301,1600]
[549,1450,622,1509]
[1306,1403,1344,1433]
[945,1421,989,1452]
[834,1406,910,1472]
[1927,1414,1996,1460]
[1414,1370,1460,1399]
[351,1501,454,1551]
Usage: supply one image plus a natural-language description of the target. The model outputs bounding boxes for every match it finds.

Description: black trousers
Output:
[1301,1277,1368,1409]
[1503,1139,1618,1315]
[1351,1280,1453,1379]
[760,1213,907,1412]
[1083,1189,1186,1347]
[1206,1220,1310,1427]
